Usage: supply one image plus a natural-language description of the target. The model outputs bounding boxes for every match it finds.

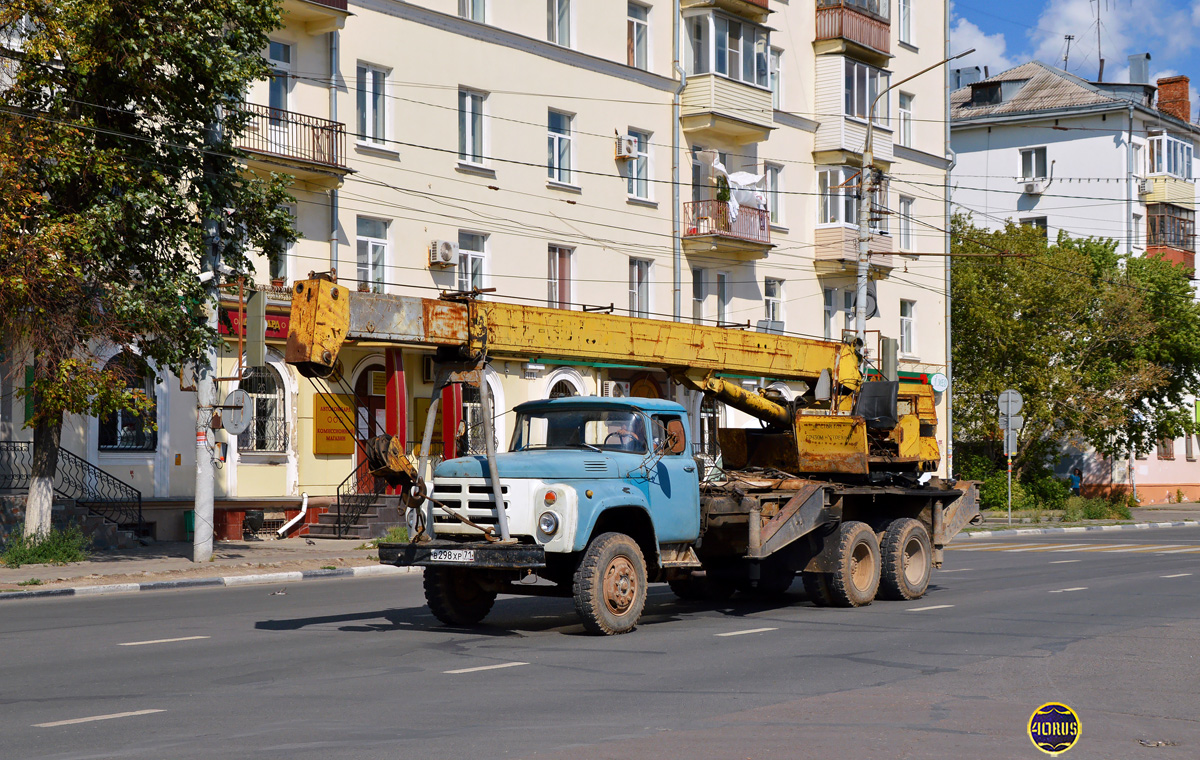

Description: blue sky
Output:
[950,0,1200,100]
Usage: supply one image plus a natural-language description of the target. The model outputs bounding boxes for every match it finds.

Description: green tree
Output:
[951,215,1200,476]
[0,0,294,536]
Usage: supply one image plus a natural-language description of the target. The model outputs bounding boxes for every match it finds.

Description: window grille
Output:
[238,365,289,453]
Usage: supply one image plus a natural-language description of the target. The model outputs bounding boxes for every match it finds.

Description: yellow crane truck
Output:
[286,276,979,635]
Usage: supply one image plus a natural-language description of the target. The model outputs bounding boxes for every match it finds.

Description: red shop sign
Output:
[218,310,290,340]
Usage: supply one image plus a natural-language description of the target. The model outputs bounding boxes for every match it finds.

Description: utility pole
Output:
[856,49,975,348]
[1063,34,1074,69]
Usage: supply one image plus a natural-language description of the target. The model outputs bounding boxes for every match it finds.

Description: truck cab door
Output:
[643,413,701,542]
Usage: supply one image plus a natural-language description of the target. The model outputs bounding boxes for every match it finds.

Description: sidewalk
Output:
[0,537,398,595]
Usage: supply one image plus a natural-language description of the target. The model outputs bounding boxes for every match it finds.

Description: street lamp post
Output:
[855,49,975,350]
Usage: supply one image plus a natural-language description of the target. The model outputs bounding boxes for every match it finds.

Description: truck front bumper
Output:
[378,540,547,570]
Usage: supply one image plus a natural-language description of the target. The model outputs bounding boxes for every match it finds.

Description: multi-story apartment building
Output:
[3,0,951,539]
[950,58,1200,504]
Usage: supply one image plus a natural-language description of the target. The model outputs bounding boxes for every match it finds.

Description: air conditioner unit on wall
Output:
[615,135,638,159]
[429,239,458,267]
[1137,178,1152,195]
[601,380,631,398]
[1022,181,1044,195]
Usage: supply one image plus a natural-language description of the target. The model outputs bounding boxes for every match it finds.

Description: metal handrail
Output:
[0,441,144,532]
[682,200,771,245]
[334,458,386,538]
[236,103,347,169]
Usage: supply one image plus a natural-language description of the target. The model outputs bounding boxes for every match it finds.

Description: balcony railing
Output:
[815,0,890,55]
[683,201,771,246]
[237,103,346,170]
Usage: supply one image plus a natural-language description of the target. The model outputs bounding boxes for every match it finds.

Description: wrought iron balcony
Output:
[237,103,347,173]
[815,0,891,58]
[682,201,772,256]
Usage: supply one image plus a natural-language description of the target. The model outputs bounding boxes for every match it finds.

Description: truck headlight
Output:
[538,511,560,536]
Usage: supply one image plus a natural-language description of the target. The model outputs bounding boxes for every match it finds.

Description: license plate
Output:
[430,549,475,563]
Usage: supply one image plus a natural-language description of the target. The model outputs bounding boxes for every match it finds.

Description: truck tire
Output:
[801,572,834,607]
[573,532,648,635]
[828,521,881,607]
[878,518,932,600]
[424,567,497,626]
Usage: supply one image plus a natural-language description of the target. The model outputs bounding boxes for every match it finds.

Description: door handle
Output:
[683,466,695,472]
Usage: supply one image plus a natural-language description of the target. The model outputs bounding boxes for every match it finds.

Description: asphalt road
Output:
[3,528,1198,760]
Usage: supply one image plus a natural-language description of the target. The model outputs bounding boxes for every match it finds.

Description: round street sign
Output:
[929,373,949,393]
[998,389,1024,416]
[222,389,252,435]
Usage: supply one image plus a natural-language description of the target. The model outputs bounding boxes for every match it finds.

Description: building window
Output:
[459,0,484,22]
[548,0,571,46]
[626,129,650,199]
[547,110,573,184]
[268,205,295,282]
[1022,217,1048,237]
[898,0,912,45]
[458,231,486,292]
[898,92,913,147]
[628,2,649,70]
[1147,204,1196,251]
[547,245,573,308]
[870,177,889,234]
[844,59,890,125]
[267,41,291,114]
[899,300,915,354]
[549,380,578,399]
[818,166,859,226]
[356,64,387,146]
[356,217,388,293]
[1187,434,1196,461]
[764,278,783,323]
[1133,213,1144,249]
[1147,133,1193,180]
[458,89,485,165]
[692,267,705,324]
[898,195,914,251]
[238,365,289,453]
[769,47,782,109]
[717,272,728,324]
[844,290,855,332]
[98,354,157,452]
[684,13,769,88]
[765,163,783,225]
[1157,438,1175,460]
[823,287,837,340]
[1020,147,1047,180]
[629,258,651,317]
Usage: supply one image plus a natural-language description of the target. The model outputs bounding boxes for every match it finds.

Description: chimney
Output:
[1158,76,1191,122]
[1129,53,1151,84]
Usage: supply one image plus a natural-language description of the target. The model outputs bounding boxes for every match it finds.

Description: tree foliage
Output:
[951,215,1200,475]
[0,0,295,427]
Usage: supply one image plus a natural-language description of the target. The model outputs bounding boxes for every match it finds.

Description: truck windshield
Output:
[510,408,648,453]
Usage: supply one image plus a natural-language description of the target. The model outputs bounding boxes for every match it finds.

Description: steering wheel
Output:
[604,429,639,448]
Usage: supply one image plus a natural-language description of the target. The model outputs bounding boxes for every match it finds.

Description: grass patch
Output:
[1,524,92,568]
[320,565,337,570]
[1063,496,1132,521]
[17,577,44,586]
[358,526,409,550]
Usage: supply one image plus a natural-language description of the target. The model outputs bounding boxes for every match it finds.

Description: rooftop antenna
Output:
[1095,0,1104,81]
[1063,34,1074,69]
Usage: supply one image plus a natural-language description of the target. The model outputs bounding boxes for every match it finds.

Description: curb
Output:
[960,519,1200,539]
[0,564,419,602]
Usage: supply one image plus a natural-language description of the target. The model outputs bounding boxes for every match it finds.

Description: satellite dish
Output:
[222,389,252,435]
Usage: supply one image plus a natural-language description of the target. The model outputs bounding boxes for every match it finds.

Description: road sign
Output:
[999,415,1024,430]
[998,389,1023,416]
[1004,429,1019,457]
[929,372,949,394]
[222,389,252,435]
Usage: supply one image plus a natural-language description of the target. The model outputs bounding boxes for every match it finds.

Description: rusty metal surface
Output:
[793,415,869,475]
[285,279,349,377]
[936,481,981,545]
[754,482,831,558]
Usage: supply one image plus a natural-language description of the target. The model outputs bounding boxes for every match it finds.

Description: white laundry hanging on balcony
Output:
[709,158,767,224]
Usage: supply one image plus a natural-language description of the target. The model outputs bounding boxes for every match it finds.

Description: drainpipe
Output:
[1127,103,1135,255]
[329,30,340,273]
[277,492,309,537]
[672,0,685,322]
[944,0,953,477]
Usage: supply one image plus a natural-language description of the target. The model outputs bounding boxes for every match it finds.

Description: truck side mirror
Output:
[815,369,832,401]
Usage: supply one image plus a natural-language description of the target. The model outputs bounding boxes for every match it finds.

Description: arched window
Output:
[99,354,157,452]
[549,379,578,398]
[238,365,289,453]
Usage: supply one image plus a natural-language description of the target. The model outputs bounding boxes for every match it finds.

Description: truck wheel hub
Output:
[603,556,638,615]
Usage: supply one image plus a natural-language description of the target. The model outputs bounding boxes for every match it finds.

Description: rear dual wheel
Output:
[424,567,497,626]
[878,518,932,601]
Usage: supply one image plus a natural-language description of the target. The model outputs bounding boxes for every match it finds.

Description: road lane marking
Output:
[715,627,778,637]
[1049,560,1081,564]
[952,543,1042,551]
[1005,544,1080,552]
[938,568,972,573]
[34,710,165,728]
[1050,544,1137,552]
[1049,587,1088,593]
[1103,545,1181,553]
[1161,573,1193,578]
[1156,547,1200,554]
[444,661,528,675]
[906,604,954,612]
[118,636,210,647]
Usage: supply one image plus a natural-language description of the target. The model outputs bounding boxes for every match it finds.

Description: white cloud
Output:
[950,17,1017,78]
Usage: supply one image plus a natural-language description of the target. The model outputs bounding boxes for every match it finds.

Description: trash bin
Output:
[185,510,195,541]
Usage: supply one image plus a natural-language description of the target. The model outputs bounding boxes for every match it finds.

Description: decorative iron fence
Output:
[0,441,144,532]
[237,103,347,169]
[334,458,385,538]
[815,0,891,54]
[682,201,771,246]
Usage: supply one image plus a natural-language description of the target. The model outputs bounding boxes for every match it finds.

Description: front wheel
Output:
[424,567,497,626]
[573,532,648,635]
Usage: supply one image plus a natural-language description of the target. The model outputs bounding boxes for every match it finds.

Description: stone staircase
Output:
[306,495,405,540]
[0,494,138,550]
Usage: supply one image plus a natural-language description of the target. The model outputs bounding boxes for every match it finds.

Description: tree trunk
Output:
[24,404,62,538]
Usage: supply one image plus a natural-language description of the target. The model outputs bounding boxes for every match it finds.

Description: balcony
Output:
[814,0,891,64]
[813,225,894,272]
[1142,175,1194,206]
[682,200,773,259]
[237,104,348,186]
[281,0,350,35]
[681,0,771,23]
[680,74,775,144]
